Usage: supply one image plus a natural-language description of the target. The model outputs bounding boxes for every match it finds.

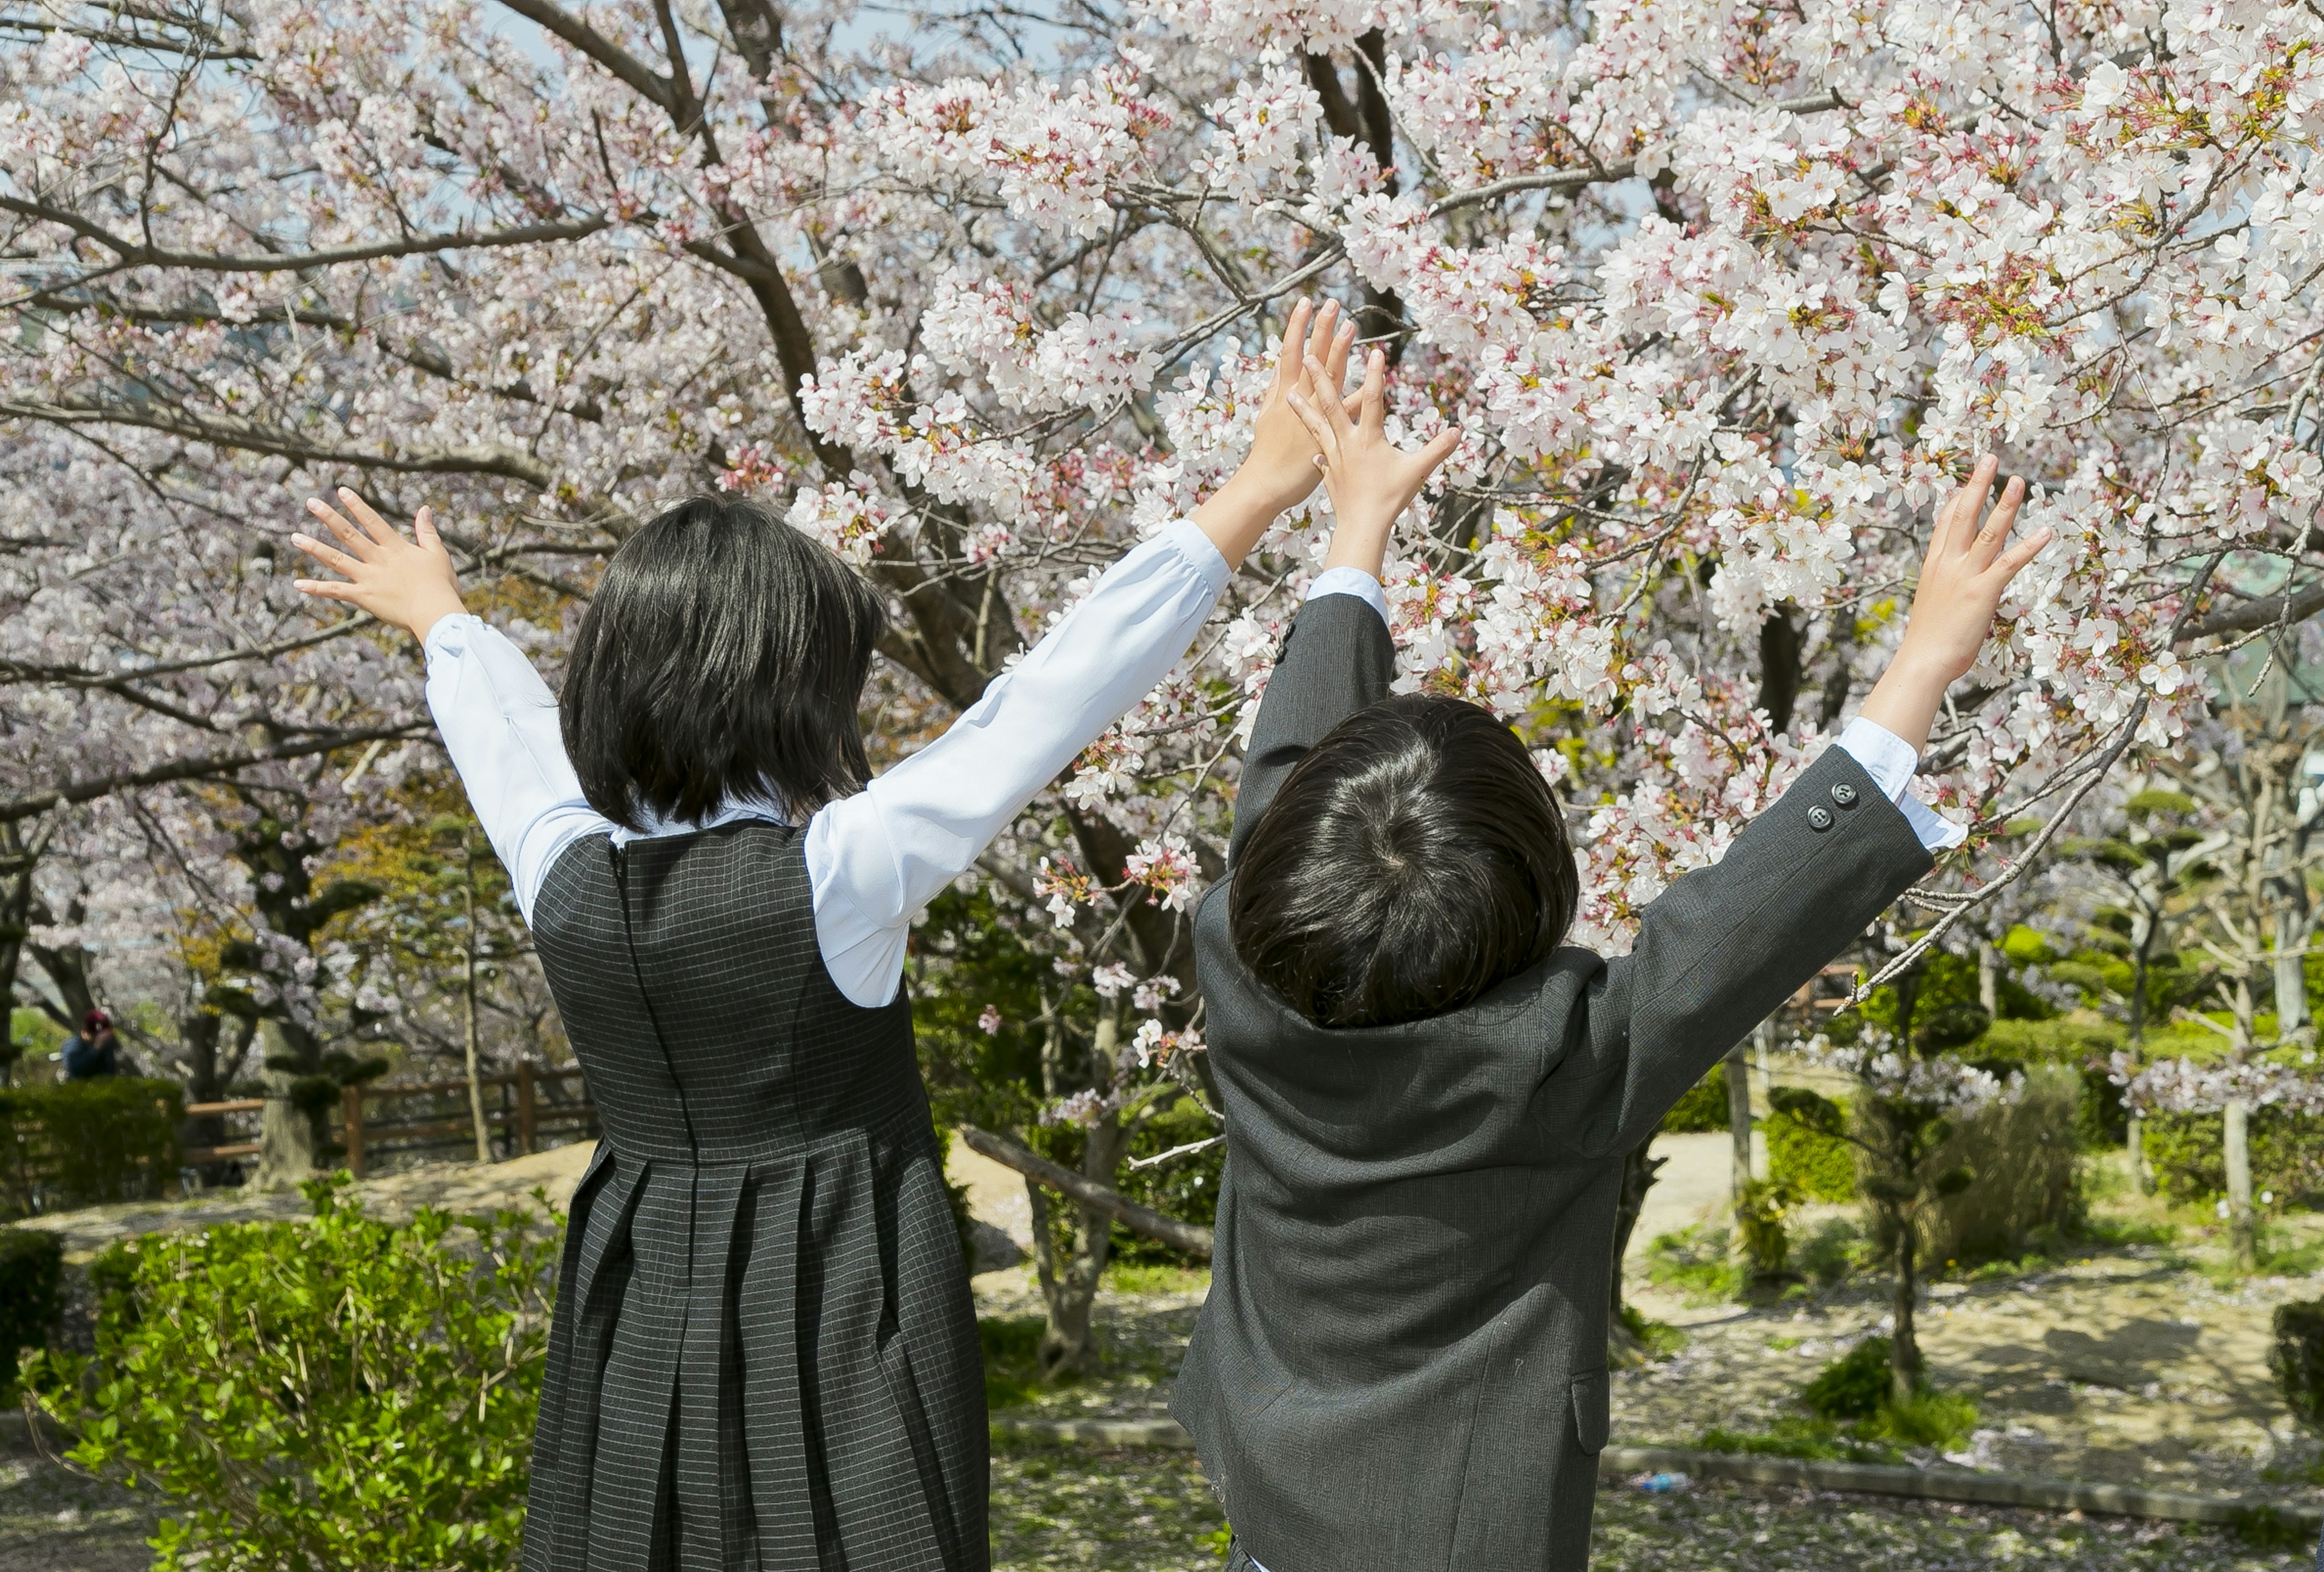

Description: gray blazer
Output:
[1171,594,1933,1571]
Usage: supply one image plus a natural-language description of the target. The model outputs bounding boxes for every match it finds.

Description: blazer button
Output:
[1831,781,1859,809]
[1807,805,1835,831]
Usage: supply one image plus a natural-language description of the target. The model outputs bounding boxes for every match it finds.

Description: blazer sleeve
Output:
[1562,743,1936,1158]
[1227,594,1397,866]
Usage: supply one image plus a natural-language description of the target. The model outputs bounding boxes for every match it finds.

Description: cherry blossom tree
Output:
[5,0,2323,1344]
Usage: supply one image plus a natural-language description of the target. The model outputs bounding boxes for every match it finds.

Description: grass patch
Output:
[1696,1414,1898,1464]
[2077,1212,2177,1249]
[1103,1260,1210,1296]
[980,1315,1052,1412]
[1644,1225,1742,1304]
[1617,1301,1686,1360]
[1799,1337,1980,1450]
[2257,1225,2324,1277]
[1793,1216,1872,1287]
[1803,1338,1891,1419]
[2230,1504,2312,1551]
[1879,1388,1979,1449]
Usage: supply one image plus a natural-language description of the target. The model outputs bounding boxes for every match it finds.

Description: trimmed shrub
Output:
[26,1175,559,1571]
[1912,1064,2083,1266]
[2273,1300,2324,1425]
[1662,1064,1731,1134]
[2146,1108,2324,1205]
[1735,1179,1795,1280]
[0,1228,61,1392]
[1769,1095,1856,1202]
[1804,1337,1890,1419]
[0,1077,183,1214]
[1800,1337,1978,1447]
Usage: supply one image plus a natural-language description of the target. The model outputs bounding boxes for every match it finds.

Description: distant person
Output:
[60,1008,122,1080]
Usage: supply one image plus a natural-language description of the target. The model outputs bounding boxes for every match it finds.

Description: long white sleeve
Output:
[1307,572,1966,852]
[422,616,611,924]
[808,518,1232,1007]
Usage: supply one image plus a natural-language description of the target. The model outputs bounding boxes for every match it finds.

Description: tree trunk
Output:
[2274,909,2307,1036]
[1756,610,1802,733]
[1889,1209,1920,1407]
[25,934,95,1030]
[2127,1112,2147,1197]
[179,1009,225,1172]
[1977,941,1999,1017]
[1751,1021,1774,1180]
[252,1021,317,1191]
[1723,1039,1753,1202]
[1027,1110,1131,1377]
[463,849,491,1164]
[2225,1095,2256,1272]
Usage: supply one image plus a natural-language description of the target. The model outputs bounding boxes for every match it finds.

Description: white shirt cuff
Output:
[1158,515,1233,597]
[422,611,487,668]
[1833,717,1966,850]
[1305,567,1388,625]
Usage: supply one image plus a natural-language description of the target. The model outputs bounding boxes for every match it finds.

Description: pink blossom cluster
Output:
[2113,1054,2324,1118]
[2,0,2317,1107]
[1808,1035,2023,1113]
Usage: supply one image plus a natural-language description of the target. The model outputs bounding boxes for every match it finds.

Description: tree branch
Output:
[0,396,554,488]
[487,0,677,111]
[0,197,609,274]
[1428,90,1849,217]
[0,725,432,824]
[958,1123,1214,1257]
[2181,580,2324,642]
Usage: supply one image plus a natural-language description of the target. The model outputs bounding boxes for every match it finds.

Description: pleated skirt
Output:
[520,1133,988,1571]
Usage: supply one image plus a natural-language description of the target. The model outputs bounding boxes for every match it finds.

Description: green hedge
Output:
[2145,1109,2324,1205]
[1913,1064,2083,1265]
[0,1228,61,1392]
[1770,1099,1856,1202]
[1663,1064,1732,1133]
[0,1077,183,1215]
[27,1176,558,1571]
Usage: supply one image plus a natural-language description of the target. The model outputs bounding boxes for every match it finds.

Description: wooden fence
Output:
[183,1062,596,1178]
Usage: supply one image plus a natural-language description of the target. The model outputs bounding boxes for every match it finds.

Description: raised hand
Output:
[290,488,468,642]
[1858,455,2055,751]
[1190,297,1362,567]
[1284,344,1463,578]
[1241,297,1359,513]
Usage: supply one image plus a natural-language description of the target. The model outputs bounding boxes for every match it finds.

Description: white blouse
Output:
[424,518,1232,1008]
[422,528,1959,1015]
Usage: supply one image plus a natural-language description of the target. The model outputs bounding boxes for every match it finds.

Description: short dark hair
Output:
[562,496,887,831]
[1229,694,1578,1029]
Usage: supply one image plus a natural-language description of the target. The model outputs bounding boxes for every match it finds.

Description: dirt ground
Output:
[0,1418,153,1572]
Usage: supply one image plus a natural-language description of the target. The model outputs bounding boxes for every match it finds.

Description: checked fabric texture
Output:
[522,821,986,1572]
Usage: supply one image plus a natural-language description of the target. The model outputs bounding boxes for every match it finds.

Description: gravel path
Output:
[988,1442,2290,1571]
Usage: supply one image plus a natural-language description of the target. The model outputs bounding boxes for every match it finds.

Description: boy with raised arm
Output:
[1176,344,2047,1571]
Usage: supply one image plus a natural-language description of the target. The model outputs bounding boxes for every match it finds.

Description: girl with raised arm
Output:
[289,302,1362,1572]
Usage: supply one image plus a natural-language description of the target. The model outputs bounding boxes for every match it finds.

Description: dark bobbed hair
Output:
[1229,694,1578,1030]
[562,496,887,832]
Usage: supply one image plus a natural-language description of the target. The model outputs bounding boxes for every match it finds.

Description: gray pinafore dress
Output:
[520,821,985,1571]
